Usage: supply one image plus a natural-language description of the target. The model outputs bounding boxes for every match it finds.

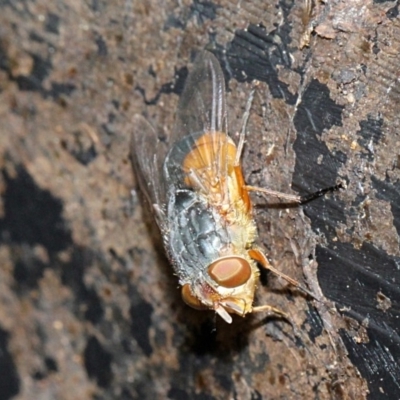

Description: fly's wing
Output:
[164,51,235,197]
[131,114,168,227]
[173,50,228,140]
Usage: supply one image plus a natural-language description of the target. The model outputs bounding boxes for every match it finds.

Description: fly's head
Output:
[181,256,259,323]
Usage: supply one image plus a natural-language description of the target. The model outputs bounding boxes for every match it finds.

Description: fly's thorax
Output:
[166,189,229,274]
[224,199,258,249]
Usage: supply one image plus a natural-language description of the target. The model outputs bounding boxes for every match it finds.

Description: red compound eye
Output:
[208,257,251,288]
[181,284,208,310]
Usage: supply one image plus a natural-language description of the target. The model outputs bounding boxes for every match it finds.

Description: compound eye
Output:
[208,257,252,288]
[181,284,208,310]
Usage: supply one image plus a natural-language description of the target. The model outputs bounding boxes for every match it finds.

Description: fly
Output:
[132,50,341,323]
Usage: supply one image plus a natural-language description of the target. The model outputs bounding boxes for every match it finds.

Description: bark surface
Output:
[0,1,399,399]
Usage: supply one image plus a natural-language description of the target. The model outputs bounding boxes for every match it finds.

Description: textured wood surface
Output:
[1,1,399,399]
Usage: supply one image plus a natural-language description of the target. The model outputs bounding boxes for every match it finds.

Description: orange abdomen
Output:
[182,131,251,213]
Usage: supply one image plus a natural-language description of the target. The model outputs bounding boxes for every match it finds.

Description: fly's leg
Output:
[251,305,297,335]
[251,304,288,319]
[297,183,343,204]
[233,81,343,203]
[248,248,320,301]
[235,83,258,166]
[246,185,302,202]
[245,183,343,204]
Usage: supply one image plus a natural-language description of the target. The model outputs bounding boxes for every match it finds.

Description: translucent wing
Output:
[164,51,235,203]
[131,114,168,225]
[173,50,228,141]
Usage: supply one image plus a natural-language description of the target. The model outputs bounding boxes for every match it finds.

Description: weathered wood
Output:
[0,1,399,399]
